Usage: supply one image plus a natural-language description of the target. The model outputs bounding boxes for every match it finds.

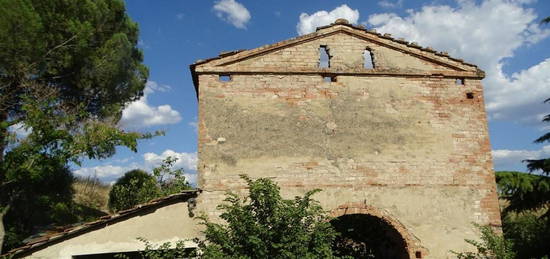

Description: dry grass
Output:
[72,176,111,213]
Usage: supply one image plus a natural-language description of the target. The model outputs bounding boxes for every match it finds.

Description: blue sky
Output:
[71,0,550,184]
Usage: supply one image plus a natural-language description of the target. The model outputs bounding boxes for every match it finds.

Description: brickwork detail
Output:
[191,20,501,258]
[331,202,428,259]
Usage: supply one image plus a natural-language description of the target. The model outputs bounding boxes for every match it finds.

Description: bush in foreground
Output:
[131,175,342,258]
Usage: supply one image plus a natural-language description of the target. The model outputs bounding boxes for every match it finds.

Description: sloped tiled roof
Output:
[3,190,200,258]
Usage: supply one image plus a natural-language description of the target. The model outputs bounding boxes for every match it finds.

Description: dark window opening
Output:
[323,76,336,82]
[455,78,465,85]
[319,46,330,68]
[363,49,375,69]
[219,75,231,82]
[331,214,409,259]
[466,92,474,99]
[416,251,422,258]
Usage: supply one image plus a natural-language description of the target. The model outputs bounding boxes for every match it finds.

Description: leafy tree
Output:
[502,212,550,258]
[198,175,339,259]
[0,0,148,127]
[108,170,160,212]
[496,171,550,216]
[152,156,192,197]
[524,97,549,172]
[524,99,550,175]
[108,157,192,212]
[0,88,154,252]
[2,163,75,251]
[542,16,550,24]
[0,0,149,252]
[496,171,550,258]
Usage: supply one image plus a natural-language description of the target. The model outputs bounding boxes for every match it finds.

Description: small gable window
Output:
[363,49,375,69]
[323,75,336,82]
[219,75,231,82]
[319,46,330,68]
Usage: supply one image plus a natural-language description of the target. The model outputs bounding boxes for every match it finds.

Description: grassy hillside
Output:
[72,176,111,214]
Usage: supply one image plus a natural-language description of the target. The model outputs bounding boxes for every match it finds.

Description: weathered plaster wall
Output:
[25,201,202,259]
[195,26,500,258]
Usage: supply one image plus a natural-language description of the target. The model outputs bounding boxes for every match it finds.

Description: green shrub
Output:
[108,169,159,212]
[130,175,341,259]
[108,157,192,212]
[503,212,550,258]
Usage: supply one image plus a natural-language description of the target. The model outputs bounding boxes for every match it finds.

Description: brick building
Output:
[191,19,501,258]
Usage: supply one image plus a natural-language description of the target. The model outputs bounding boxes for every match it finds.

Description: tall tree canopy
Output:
[525,99,550,174]
[0,0,148,123]
[496,171,550,216]
[496,171,550,258]
[0,0,149,252]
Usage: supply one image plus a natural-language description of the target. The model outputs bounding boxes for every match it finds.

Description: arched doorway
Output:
[330,203,425,259]
[331,213,409,258]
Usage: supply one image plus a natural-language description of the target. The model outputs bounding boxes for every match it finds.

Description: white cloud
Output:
[492,145,550,171]
[488,59,550,123]
[366,0,550,125]
[143,150,198,186]
[74,150,198,185]
[188,120,198,133]
[213,0,251,29]
[378,0,403,8]
[143,80,170,94]
[73,164,137,184]
[143,149,197,172]
[297,5,360,35]
[119,81,182,129]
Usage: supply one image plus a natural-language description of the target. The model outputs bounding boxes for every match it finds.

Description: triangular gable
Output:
[193,19,483,76]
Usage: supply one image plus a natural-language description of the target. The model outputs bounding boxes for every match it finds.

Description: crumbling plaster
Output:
[195,22,500,258]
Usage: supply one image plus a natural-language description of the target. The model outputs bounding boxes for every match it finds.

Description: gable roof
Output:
[190,19,485,92]
[3,190,200,258]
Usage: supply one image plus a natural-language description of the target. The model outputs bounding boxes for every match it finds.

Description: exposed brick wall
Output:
[193,23,501,258]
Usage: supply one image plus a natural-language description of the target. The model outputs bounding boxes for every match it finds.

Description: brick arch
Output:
[330,202,428,259]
